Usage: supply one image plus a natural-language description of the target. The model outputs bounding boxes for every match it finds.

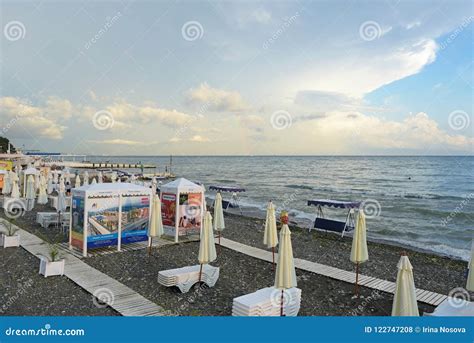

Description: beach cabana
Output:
[69,182,152,257]
[209,185,245,214]
[160,178,205,243]
[307,199,360,237]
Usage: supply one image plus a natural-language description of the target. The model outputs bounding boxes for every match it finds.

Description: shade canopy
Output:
[391,255,419,316]
[307,199,361,209]
[350,211,369,263]
[263,201,278,249]
[148,194,164,238]
[198,211,217,264]
[74,182,152,197]
[209,185,245,193]
[213,192,225,232]
[275,224,297,289]
[161,177,204,194]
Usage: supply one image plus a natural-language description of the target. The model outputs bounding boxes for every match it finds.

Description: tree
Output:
[0,137,16,153]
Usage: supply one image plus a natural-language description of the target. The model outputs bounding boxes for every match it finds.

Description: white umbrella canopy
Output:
[275,224,297,290]
[91,178,97,185]
[149,194,164,238]
[57,191,67,213]
[198,211,217,265]
[213,193,225,232]
[52,171,59,184]
[37,181,48,205]
[59,176,66,193]
[74,174,81,188]
[10,173,20,199]
[2,171,11,195]
[25,175,36,210]
[83,171,89,186]
[350,211,369,295]
[34,173,40,191]
[111,172,117,183]
[97,171,103,183]
[392,255,419,316]
[263,201,278,248]
[467,242,474,291]
[47,173,54,194]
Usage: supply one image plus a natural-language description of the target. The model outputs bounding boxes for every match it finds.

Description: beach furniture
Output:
[424,298,474,316]
[307,199,360,237]
[36,212,71,228]
[209,185,245,214]
[392,253,419,316]
[232,287,301,316]
[158,264,220,293]
[350,211,369,296]
[49,195,71,210]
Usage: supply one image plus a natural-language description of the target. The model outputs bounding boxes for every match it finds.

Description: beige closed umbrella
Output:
[264,201,278,270]
[198,211,217,282]
[2,171,11,195]
[392,253,419,316]
[37,177,48,205]
[10,172,20,199]
[83,171,89,186]
[350,210,369,296]
[467,242,474,291]
[275,223,297,316]
[74,174,81,188]
[213,192,225,254]
[25,175,36,211]
[148,194,164,255]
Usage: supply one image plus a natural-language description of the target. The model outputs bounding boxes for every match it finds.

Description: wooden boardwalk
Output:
[6,222,167,316]
[220,238,448,307]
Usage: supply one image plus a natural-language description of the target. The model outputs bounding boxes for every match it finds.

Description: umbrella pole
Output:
[199,263,203,283]
[272,247,275,271]
[355,262,359,297]
[280,290,284,316]
[148,237,152,256]
[218,231,221,255]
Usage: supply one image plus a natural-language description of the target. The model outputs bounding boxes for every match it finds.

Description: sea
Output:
[79,156,473,261]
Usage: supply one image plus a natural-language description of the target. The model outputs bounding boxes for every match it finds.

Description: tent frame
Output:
[308,202,358,238]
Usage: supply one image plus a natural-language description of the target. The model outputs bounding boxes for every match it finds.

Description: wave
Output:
[285,184,313,190]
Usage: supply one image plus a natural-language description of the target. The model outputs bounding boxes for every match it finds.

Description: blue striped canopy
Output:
[307,199,361,209]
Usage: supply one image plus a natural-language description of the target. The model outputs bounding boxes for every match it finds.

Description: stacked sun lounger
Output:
[232,287,301,316]
[36,212,71,228]
[49,196,72,210]
[158,264,219,293]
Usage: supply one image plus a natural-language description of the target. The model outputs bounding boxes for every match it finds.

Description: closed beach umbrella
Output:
[91,178,97,185]
[83,171,89,186]
[34,173,40,191]
[47,173,54,194]
[52,171,59,184]
[350,210,369,295]
[2,171,11,195]
[111,172,117,183]
[10,173,20,199]
[65,169,72,184]
[97,171,103,183]
[74,174,81,188]
[198,211,217,281]
[25,175,36,210]
[37,179,48,205]
[264,201,278,269]
[213,192,225,253]
[392,254,419,316]
[275,224,297,316]
[59,176,66,193]
[467,242,474,291]
[148,194,164,255]
[56,190,67,230]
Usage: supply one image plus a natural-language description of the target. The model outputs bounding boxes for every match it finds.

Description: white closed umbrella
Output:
[37,178,48,205]
[74,174,81,188]
[91,178,97,185]
[56,190,68,231]
[111,172,117,183]
[148,194,164,255]
[52,171,59,184]
[64,169,72,184]
[213,192,225,254]
[275,223,297,316]
[10,173,20,199]
[263,201,278,269]
[350,210,369,295]
[47,173,54,194]
[2,171,11,195]
[97,171,103,183]
[59,176,66,193]
[25,175,36,210]
[34,173,40,191]
[198,211,217,282]
[392,254,419,316]
[467,242,474,291]
[83,171,89,186]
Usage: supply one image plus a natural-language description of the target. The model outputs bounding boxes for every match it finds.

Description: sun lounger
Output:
[158,264,219,293]
[49,195,72,210]
[232,287,301,316]
[424,298,474,316]
[36,212,70,228]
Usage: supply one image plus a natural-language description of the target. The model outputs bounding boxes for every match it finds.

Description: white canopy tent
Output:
[160,178,205,243]
[69,182,152,257]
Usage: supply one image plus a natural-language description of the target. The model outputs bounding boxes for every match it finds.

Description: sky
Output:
[0,0,473,156]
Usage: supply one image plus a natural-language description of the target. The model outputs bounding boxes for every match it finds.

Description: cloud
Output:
[239,114,264,131]
[187,83,248,112]
[0,96,68,139]
[251,8,271,24]
[88,139,153,146]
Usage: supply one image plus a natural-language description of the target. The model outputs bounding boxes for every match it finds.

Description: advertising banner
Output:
[161,192,177,236]
[70,194,85,250]
[86,196,120,249]
[178,192,202,236]
[0,160,13,171]
[120,195,150,244]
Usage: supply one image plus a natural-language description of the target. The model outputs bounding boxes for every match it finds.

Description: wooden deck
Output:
[219,237,448,307]
[4,220,167,317]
